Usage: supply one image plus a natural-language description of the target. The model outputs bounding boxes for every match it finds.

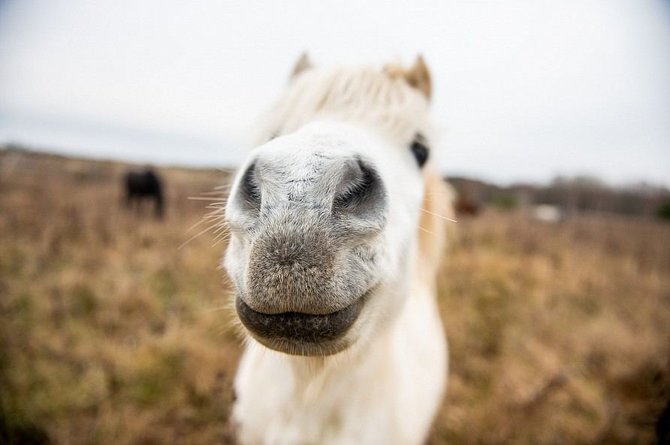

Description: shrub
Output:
[656,201,670,221]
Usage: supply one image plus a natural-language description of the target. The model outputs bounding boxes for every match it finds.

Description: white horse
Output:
[223,54,454,445]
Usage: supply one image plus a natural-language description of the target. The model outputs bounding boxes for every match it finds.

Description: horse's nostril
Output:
[333,159,382,212]
[238,162,261,211]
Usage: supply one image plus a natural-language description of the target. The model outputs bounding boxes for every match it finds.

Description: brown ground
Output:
[1,150,669,444]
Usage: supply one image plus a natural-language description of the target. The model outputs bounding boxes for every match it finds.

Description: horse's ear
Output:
[403,55,432,101]
[290,52,313,79]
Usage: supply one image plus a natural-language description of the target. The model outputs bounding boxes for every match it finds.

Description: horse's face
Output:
[224,58,433,356]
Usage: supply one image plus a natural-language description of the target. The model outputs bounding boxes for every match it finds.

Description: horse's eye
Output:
[410,138,430,168]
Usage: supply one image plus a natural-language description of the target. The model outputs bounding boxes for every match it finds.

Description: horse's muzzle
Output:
[235,292,368,354]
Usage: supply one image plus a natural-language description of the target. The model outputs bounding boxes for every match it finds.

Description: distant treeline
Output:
[3,143,668,219]
[448,175,670,219]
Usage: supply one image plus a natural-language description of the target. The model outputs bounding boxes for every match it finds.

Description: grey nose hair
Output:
[234,156,387,221]
[231,153,388,317]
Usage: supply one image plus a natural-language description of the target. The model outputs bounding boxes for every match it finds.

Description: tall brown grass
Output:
[1,150,668,444]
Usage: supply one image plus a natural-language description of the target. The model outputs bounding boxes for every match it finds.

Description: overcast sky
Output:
[0,0,669,186]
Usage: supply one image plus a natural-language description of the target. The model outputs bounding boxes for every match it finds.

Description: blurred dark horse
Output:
[124,169,164,218]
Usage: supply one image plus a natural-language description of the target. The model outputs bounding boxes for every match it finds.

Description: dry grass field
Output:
[1,150,669,444]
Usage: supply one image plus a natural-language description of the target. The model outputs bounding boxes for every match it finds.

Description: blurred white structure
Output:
[532,204,564,223]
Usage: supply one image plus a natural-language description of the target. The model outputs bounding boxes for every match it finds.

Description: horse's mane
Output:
[258,66,431,144]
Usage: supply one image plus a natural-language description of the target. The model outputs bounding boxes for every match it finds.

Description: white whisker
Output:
[200,190,231,196]
[188,196,227,201]
[186,217,212,233]
[178,224,217,250]
[420,207,458,223]
[418,225,433,235]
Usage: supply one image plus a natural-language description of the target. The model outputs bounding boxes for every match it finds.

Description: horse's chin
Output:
[235,289,374,356]
[249,334,355,357]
